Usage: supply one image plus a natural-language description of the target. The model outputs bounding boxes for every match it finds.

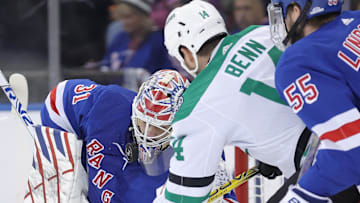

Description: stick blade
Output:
[9,73,28,113]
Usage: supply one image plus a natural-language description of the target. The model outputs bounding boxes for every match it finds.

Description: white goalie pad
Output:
[24,126,88,203]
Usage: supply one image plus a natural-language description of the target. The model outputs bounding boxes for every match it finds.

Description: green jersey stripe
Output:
[173,25,263,123]
[165,189,210,203]
[267,46,283,66]
[240,78,287,105]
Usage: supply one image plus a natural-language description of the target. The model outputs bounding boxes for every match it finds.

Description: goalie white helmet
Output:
[164,0,227,77]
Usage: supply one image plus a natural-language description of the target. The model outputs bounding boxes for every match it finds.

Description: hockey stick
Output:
[0,70,35,137]
[0,70,88,203]
[9,73,29,115]
[207,165,260,202]
[297,133,320,182]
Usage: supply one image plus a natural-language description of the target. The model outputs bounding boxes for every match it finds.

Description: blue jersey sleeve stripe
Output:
[41,105,67,132]
[35,126,51,162]
[53,129,66,157]
[32,158,36,169]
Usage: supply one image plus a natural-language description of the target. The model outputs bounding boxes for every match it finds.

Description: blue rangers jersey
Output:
[102,30,173,73]
[41,79,168,203]
[275,11,360,197]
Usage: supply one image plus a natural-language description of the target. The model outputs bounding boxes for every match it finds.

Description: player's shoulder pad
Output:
[101,85,136,104]
[65,79,98,89]
[231,25,266,41]
[276,41,312,77]
[275,42,313,94]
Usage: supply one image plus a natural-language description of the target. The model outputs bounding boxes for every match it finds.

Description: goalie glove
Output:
[24,126,88,203]
[281,185,332,203]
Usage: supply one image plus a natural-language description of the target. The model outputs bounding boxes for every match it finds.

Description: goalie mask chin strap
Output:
[282,0,312,46]
[112,126,140,170]
[113,142,134,171]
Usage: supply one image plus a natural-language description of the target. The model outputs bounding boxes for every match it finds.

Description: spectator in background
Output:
[106,4,124,48]
[101,0,172,76]
[85,3,125,69]
[150,0,169,29]
[352,0,360,10]
[148,0,192,30]
[61,0,113,67]
[230,0,268,33]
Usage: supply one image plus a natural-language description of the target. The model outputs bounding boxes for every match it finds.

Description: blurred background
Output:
[0,0,358,103]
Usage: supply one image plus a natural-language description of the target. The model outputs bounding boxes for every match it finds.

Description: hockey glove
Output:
[281,185,332,203]
[258,161,282,179]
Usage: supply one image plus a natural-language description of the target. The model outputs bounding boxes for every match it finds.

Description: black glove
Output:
[258,162,283,179]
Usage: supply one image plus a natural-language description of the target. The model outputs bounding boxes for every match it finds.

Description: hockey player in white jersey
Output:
[154,1,313,202]
[158,1,360,202]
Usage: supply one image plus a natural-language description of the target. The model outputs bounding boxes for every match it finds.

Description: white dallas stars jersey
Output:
[163,25,306,202]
